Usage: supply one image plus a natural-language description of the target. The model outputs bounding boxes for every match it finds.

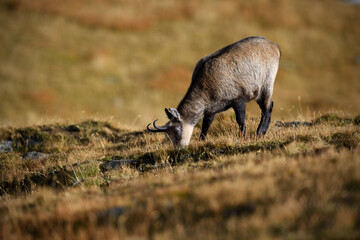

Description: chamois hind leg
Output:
[200,113,215,140]
[233,100,247,137]
[256,94,274,136]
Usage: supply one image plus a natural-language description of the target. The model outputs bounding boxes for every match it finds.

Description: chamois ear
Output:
[165,108,181,122]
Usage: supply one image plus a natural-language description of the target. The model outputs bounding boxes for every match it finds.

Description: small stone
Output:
[101,159,136,171]
[22,151,49,160]
[0,140,13,153]
[275,121,312,128]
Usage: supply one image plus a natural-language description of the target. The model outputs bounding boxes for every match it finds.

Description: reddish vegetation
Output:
[7,0,199,31]
[21,89,55,109]
[151,66,192,93]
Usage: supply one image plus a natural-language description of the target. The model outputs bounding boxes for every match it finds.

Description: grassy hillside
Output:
[0,0,359,127]
[1,0,360,239]
[1,113,360,239]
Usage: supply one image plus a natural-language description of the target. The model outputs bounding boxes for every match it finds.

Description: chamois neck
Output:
[177,92,204,126]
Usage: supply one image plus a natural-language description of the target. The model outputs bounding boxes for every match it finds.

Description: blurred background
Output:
[0,0,359,128]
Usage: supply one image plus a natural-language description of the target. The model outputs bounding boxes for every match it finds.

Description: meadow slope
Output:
[0,0,359,126]
[0,113,360,239]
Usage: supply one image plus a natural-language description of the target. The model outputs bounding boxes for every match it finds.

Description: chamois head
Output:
[147,108,183,147]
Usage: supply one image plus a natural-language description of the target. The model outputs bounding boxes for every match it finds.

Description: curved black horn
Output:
[147,120,168,132]
[147,123,159,132]
[153,120,168,131]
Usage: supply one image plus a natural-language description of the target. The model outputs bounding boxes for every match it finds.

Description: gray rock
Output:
[275,121,313,128]
[22,151,49,160]
[101,159,136,171]
[0,140,13,153]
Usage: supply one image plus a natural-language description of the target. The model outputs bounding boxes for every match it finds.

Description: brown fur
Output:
[178,36,280,125]
[148,36,280,147]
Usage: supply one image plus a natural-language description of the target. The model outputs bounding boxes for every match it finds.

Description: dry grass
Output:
[0,113,360,239]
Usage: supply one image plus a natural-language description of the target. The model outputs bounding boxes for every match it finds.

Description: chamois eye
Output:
[174,127,181,134]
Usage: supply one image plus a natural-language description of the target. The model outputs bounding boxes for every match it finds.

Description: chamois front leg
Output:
[200,113,215,140]
[233,100,247,137]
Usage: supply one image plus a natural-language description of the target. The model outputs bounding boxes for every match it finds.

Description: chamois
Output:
[147,36,280,148]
